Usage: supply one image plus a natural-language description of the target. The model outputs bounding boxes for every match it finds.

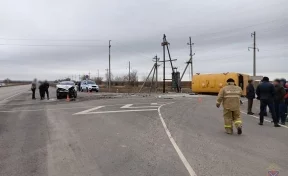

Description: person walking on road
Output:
[256,77,280,127]
[273,79,286,125]
[216,78,243,135]
[43,80,50,100]
[246,79,255,115]
[31,79,37,100]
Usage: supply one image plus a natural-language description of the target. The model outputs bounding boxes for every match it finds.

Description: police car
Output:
[56,81,77,99]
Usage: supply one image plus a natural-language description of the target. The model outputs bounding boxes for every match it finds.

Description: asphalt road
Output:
[0,86,287,176]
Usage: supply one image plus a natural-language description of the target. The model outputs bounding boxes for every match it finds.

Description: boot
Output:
[274,124,281,127]
[237,127,242,135]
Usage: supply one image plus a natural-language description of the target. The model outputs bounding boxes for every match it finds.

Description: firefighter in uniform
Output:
[216,78,243,135]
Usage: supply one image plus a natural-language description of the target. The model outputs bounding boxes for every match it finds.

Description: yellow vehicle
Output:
[192,72,250,96]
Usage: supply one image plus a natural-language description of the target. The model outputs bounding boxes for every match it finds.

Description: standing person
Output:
[43,80,50,100]
[246,79,255,115]
[256,77,280,127]
[273,79,286,125]
[39,81,44,100]
[216,78,243,135]
[78,81,81,92]
[31,79,37,100]
[285,84,288,123]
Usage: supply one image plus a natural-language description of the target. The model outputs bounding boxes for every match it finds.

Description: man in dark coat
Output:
[273,79,286,125]
[246,79,255,115]
[43,80,50,100]
[256,77,280,127]
[39,81,45,100]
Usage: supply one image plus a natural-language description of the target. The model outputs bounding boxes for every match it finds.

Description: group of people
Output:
[216,77,288,135]
[246,77,287,126]
[31,79,50,100]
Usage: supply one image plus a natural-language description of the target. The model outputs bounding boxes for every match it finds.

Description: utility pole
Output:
[161,34,178,93]
[105,68,109,88]
[153,55,159,91]
[188,37,194,81]
[109,40,111,92]
[129,61,131,83]
[162,38,166,93]
[97,69,99,78]
[180,37,195,92]
[248,31,259,76]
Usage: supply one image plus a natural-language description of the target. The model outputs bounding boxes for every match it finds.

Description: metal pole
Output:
[139,65,155,93]
[163,38,166,93]
[98,69,99,78]
[253,31,256,76]
[155,55,158,91]
[189,37,194,81]
[129,61,131,83]
[109,40,111,92]
[149,65,156,93]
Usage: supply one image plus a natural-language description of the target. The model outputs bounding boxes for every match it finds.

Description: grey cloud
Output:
[0,0,288,81]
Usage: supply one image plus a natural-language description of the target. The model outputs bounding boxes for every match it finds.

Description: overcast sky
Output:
[0,0,287,81]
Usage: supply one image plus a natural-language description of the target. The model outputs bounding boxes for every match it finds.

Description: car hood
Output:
[57,84,74,90]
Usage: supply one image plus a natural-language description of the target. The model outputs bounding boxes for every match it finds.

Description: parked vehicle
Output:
[80,80,99,92]
[56,81,77,99]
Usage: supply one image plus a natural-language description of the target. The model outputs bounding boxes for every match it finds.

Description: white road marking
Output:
[0,102,169,113]
[74,109,157,115]
[73,106,105,115]
[240,101,288,129]
[158,103,197,176]
[0,91,27,102]
[121,104,159,109]
[240,111,288,129]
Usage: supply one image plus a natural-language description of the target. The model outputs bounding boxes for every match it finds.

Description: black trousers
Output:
[260,99,277,124]
[39,89,44,99]
[45,89,49,99]
[31,88,36,99]
[247,99,253,113]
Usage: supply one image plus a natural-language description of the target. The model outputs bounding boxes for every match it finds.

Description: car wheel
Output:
[96,90,99,92]
[57,93,61,99]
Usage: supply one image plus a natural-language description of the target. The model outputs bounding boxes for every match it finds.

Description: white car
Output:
[80,80,99,92]
[56,81,77,99]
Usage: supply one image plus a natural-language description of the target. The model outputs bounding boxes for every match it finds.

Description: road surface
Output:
[0,86,287,176]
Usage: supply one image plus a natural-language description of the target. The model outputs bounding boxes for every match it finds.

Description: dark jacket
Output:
[256,81,275,102]
[43,82,49,90]
[246,83,255,99]
[274,85,286,103]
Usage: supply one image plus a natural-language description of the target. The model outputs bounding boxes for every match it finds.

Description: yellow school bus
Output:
[192,72,250,96]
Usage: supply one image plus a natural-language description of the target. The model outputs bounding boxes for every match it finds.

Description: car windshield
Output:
[59,81,74,85]
[87,81,96,84]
